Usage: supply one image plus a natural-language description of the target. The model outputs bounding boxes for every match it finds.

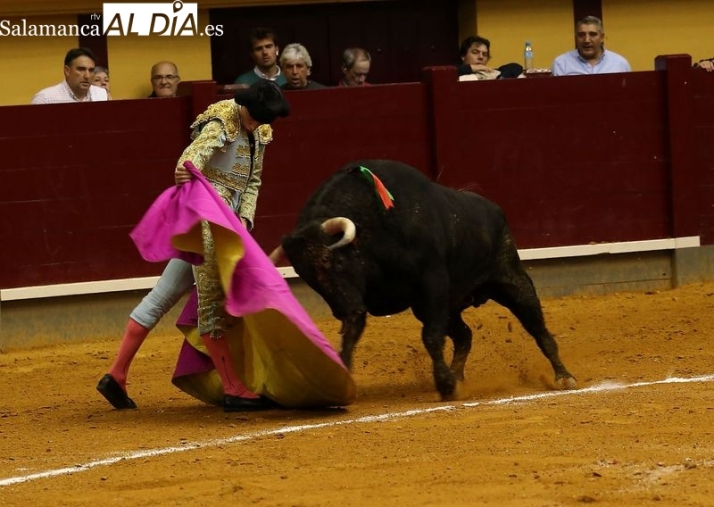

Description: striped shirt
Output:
[31,81,108,104]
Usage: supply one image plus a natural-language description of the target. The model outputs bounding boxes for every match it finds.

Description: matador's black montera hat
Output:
[234,80,290,125]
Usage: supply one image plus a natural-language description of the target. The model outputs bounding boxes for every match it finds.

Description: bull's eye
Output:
[319,252,331,267]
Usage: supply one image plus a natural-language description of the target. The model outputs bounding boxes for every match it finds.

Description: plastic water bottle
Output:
[524,41,534,70]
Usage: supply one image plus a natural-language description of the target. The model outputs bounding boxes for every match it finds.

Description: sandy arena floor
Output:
[1,282,713,506]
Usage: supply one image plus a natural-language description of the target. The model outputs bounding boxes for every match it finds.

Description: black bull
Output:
[270,160,576,399]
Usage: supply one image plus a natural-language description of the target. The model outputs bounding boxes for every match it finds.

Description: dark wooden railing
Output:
[1,54,711,290]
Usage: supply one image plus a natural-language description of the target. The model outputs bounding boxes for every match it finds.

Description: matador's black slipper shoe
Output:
[97,374,137,410]
[223,395,278,412]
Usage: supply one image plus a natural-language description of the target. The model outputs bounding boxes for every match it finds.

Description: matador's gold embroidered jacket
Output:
[177,99,273,229]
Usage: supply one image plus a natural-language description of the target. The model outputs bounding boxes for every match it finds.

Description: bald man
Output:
[149,61,180,98]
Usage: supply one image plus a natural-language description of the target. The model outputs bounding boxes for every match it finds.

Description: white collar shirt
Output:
[253,66,282,80]
[31,80,108,104]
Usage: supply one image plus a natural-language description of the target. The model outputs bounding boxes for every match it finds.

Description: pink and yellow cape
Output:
[129,162,355,409]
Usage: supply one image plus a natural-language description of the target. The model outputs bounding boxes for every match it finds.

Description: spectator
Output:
[93,66,111,99]
[694,58,713,72]
[149,61,180,98]
[456,35,523,81]
[280,43,326,90]
[97,80,290,412]
[339,47,371,86]
[31,48,108,104]
[551,16,631,76]
[234,27,287,87]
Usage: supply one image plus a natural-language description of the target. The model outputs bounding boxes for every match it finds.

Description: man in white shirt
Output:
[32,48,108,104]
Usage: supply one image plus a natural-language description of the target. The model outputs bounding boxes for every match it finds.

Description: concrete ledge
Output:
[0,238,699,302]
[526,251,672,298]
[518,236,700,261]
[0,291,189,350]
[2,242,713,351]
[0,267,299,302]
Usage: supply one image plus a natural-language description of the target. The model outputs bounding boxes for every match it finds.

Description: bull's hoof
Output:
[434,366,459,400]
[439,381,463,402]
[555,376,577,390]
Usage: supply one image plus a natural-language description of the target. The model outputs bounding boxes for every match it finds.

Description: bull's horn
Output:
[268,245,286,265]
[321,217,356,249]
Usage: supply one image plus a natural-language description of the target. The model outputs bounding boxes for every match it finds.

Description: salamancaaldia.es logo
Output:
[102,1,223,36]
[0,0,222,36]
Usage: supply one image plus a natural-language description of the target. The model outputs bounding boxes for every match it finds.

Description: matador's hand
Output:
[174,162,193,185]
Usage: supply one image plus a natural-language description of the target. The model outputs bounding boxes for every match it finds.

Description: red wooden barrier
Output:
[0,98,191,288]
[252,83,432,251]
[691,67,714,243]
[430,66,670,247]
[0,55,712,290]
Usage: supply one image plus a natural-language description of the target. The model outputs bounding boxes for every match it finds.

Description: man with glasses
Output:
[149,61,181,98]
[338,47,372,87]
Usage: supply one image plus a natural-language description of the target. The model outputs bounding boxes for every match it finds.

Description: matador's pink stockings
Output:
[107,318,150,391]
[201,333,259,399]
